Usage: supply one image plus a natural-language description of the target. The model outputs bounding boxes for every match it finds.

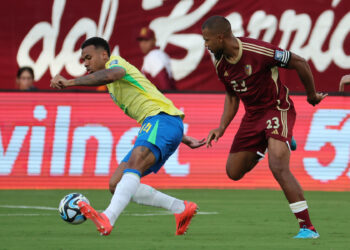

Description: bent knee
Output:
[228,173,244,181]
[269,155,290,175]
[226,168,244,181]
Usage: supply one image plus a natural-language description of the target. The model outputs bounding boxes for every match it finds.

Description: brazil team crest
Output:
[245,65,252,76]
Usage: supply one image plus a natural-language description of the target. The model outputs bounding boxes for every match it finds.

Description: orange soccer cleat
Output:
[78,201,113,236]
[174,201,198,235]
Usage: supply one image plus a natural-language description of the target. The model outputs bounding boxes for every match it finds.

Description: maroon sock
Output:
[294,209,316,232]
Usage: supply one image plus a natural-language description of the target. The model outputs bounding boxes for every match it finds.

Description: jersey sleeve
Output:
[106,58,127,71]
[248,39,291,68]
[218,76,236,96]
[272,48,291,68]
[224,83,235,95]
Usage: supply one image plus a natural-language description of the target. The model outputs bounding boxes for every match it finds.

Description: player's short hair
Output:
[202,15,231,34]
[17,66,34,79]
[81,37,111,57]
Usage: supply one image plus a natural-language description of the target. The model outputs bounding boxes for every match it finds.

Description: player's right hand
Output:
[307,92,328,106]
[50,74,69,89]
[206,127,225,148]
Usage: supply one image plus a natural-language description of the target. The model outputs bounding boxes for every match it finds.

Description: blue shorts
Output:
[121,112,184,176]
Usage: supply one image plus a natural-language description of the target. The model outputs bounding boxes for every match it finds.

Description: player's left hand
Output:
[307,92,328,106]
[50,74,69,89]
[182,135,206,149]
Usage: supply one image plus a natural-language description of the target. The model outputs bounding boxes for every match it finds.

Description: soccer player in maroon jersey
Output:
[202,16,327,239]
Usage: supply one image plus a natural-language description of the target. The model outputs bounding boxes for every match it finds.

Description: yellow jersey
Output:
[105,55,184,124]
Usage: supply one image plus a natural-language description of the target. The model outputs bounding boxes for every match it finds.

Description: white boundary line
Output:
[0,205,219,217]
[0,205,57,210]
[0,214,53,216]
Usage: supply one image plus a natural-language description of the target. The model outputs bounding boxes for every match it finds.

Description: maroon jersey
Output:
[216,37,292,113]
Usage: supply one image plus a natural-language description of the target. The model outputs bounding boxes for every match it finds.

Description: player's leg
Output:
[265,106,318,238]
[268,138,319,238]
[107,113,189,216]
[109,160,189,218]
[131,178,198,235]
[108,147,196,235]
[81,113,196,235]
[128,113,197,235]
[102,145,156,225]
[131,184,186,213]
[226,151,261,181]
[268,138,304,202]
[226,112,267,181]
[108,162,127,193]
[79,145,156,235]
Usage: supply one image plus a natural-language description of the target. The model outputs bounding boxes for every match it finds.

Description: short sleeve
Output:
[273,49,291,68]
[246,38,292,68]
[219,77,236,95]
[224,84,235,95]
[107,59,126,71]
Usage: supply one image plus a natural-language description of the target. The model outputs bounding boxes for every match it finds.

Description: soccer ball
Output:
[58,193,90,224]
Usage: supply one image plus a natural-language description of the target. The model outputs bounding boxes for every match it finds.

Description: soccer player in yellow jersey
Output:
[50,37,205,236]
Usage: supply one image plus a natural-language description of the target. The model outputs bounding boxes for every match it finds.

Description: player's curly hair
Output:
[81,37,111,57]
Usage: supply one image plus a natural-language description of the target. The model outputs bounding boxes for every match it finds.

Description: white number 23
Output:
[266,117,280,129]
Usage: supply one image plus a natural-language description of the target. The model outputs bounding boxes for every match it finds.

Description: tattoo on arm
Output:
[75,69,123,86]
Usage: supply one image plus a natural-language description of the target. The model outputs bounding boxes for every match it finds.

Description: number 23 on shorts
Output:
[266,117,280,129]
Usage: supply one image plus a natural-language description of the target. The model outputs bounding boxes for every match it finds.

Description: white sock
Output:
[289,200,308,213]
[132,183,185,214]
[103,172,140,225]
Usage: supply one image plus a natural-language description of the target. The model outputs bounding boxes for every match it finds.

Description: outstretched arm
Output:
[50,67,126,89]
[287,53,327,106]
[339,74,350,92]
[182,135,206,149]
[206,92,239,148]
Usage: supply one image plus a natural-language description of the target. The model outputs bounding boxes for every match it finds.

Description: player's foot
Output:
[291,136,297,151]
[174,201,198,235]
[293,227,320,239]
[78,201,113,236]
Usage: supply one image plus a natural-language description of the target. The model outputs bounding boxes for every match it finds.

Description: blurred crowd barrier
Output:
[0,92,349,191]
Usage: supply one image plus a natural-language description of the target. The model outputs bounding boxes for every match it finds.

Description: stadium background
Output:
[1,0,350,91]
[0,0,349,191]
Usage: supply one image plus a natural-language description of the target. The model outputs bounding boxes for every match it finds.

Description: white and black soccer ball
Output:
[58,193,90,224]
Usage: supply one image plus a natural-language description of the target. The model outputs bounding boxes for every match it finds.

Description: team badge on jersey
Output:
[224,71,229,77]
[244,65,252,76]
[274,50,284,61]
[109,60,119,67]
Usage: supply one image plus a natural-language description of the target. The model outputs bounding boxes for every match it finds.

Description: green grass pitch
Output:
[0,189,349,250]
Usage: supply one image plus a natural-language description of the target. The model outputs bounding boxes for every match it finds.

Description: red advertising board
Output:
[1,0,350,92]
[0,92,349,191]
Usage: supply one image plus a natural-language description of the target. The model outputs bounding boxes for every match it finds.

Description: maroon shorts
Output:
[230,106,296,155]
